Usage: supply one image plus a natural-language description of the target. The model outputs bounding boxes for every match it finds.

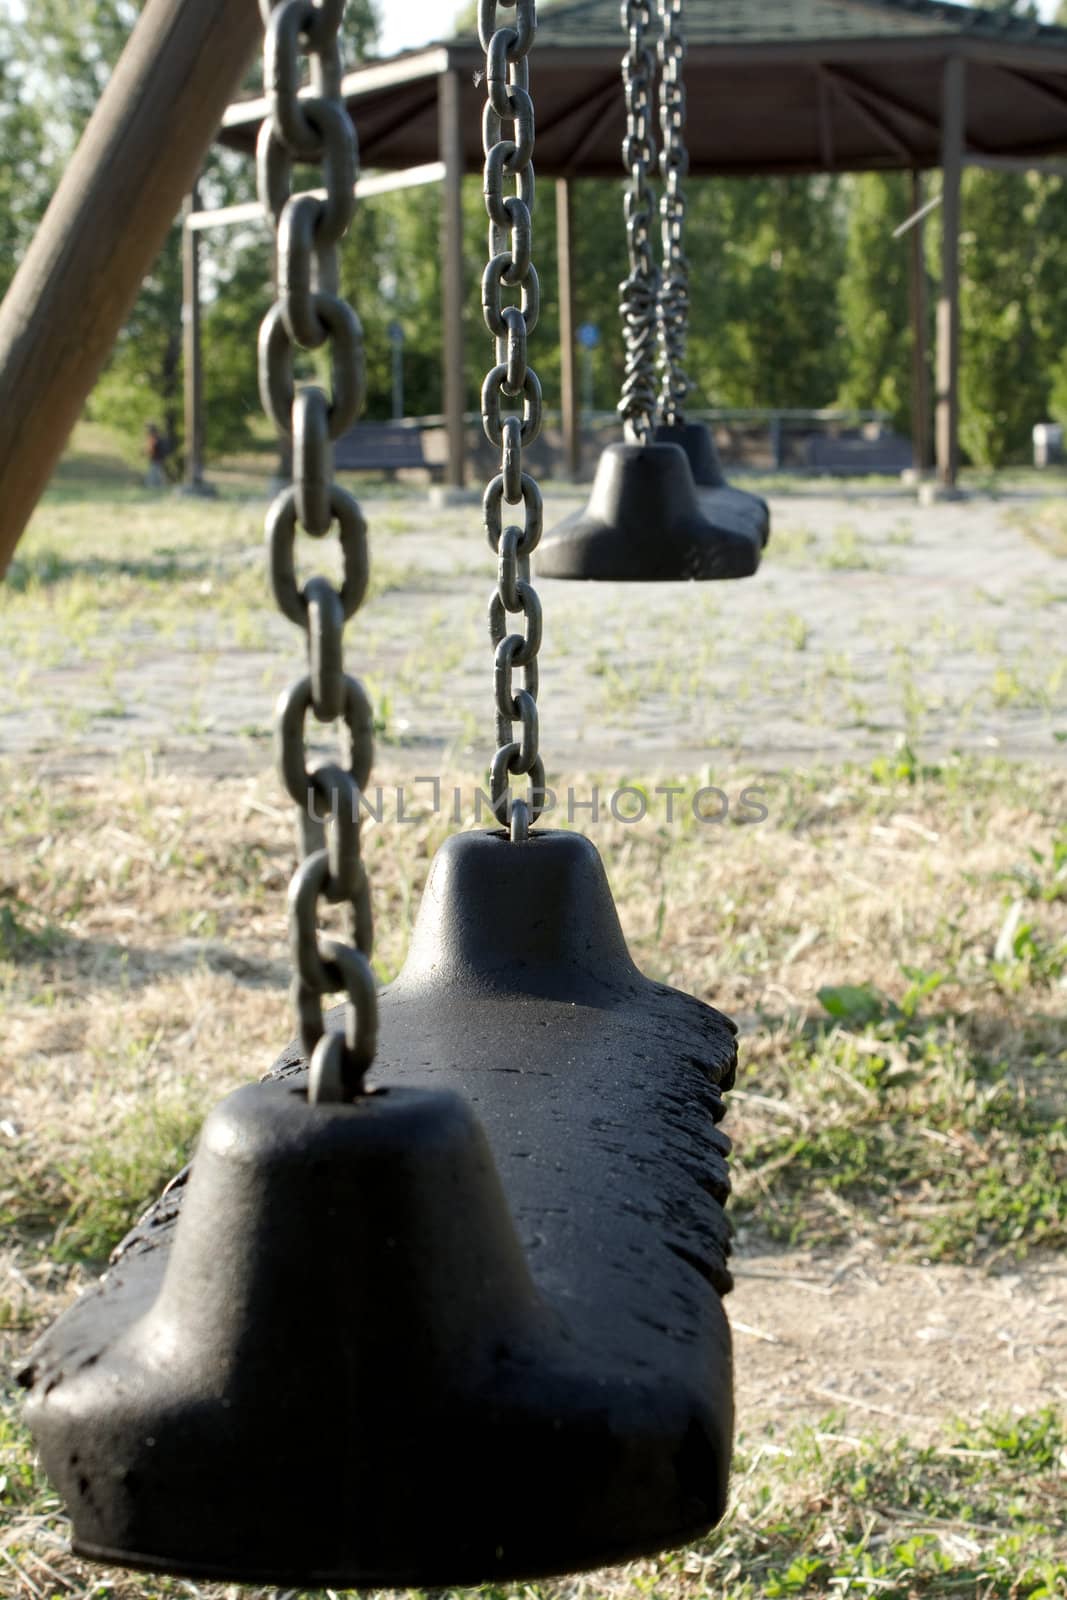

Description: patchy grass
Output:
[1,1393,1063,1598]
[1014,499,1067,561]
[762,521,817,564]
[5,457,1066,774]
[823,522,889,571]
[752,519,889,573]
[1,1093,205,1266]
[690,1408,1067,1599]
[730,1006,1067,1261]
[1,499,440,629]
[1,756,1064,1276]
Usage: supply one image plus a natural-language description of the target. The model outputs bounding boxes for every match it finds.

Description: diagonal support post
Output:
[936,56,965,490]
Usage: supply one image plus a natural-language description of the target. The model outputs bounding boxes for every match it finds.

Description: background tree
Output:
[949,0,1056,465]
[1030,171,1067,430]
[956,168,1048,467]
[692,177,847,411]
[836,173,914,436]
[0,0,378,461]
[1038,0,1067,427]
[0,35,52,302]
[3,0,1065,470]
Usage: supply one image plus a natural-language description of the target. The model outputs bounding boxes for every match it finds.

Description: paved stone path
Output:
[2,484,1064,778]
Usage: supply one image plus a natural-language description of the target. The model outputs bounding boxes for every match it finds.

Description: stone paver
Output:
[2,485,1064,777]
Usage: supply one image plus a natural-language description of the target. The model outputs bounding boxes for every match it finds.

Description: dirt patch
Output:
[732,1246,1067,1442]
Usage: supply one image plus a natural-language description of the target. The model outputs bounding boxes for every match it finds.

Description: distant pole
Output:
[389,321,405,421]
[182,184,207,491]
[438,69,466,489]
[556,178,581,480]
[936,57,965,489]
[908,170,932,476]
[770,414,784,472]
[269,237,291,490]
[576,320,600,421]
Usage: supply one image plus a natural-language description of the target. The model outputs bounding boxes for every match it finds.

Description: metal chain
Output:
[618,0,660,445]
[656,0,690,427]
[479,0,546,844]
[258,0,377,1104]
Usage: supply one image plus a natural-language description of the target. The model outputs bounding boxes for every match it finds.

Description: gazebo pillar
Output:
[438,68,466,489]
[556,178,581,480]
[908,170,932,476]
[936,56,965,489]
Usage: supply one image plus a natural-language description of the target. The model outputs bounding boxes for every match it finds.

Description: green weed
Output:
[0,1096,205,1266]
[733,1009,1067,1260]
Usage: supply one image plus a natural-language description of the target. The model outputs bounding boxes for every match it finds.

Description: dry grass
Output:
[1015,499,1067,561]
[1,749,1065,1600]
[1,753,1064,1260]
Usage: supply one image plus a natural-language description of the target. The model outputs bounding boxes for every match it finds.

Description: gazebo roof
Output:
[452,0,1067,48]
[218,0,1067,176]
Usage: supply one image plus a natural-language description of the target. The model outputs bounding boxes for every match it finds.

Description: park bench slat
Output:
[334,420,429,474]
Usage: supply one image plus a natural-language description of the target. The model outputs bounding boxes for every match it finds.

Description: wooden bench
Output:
[333,421,438,479]
[804,431,913,475]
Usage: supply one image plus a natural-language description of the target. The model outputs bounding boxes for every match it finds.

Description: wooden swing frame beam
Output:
[0,0,262,579]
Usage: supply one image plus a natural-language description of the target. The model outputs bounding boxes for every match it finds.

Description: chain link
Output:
[618,0,659,445]
[258,0,377,1104]
[479,0,546,844]
[656,0,690,427]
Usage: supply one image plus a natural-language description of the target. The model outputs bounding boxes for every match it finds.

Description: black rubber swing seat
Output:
[653,421,771,551]
[538,438,761,582]
[21,828,737,1590]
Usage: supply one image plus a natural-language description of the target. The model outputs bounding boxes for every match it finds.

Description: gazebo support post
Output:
[438,68,466,490]
[181,185,210,494]
[556,177,581,480]
[908,169,932,476]
[936,56,965,490]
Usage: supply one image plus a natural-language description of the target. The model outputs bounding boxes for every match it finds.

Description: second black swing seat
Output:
[654,420,771,550]
[538,435,763,582]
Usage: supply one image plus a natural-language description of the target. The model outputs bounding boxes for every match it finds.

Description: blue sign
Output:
[577,322,600,350]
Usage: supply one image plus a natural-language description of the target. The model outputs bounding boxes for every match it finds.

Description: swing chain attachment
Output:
[258,0,378,1103]
[618,0,660,445]
[479,0,547,844]
[656,0,690,428]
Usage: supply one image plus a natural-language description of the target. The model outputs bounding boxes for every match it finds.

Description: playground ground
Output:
[0,440,1065,1596]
